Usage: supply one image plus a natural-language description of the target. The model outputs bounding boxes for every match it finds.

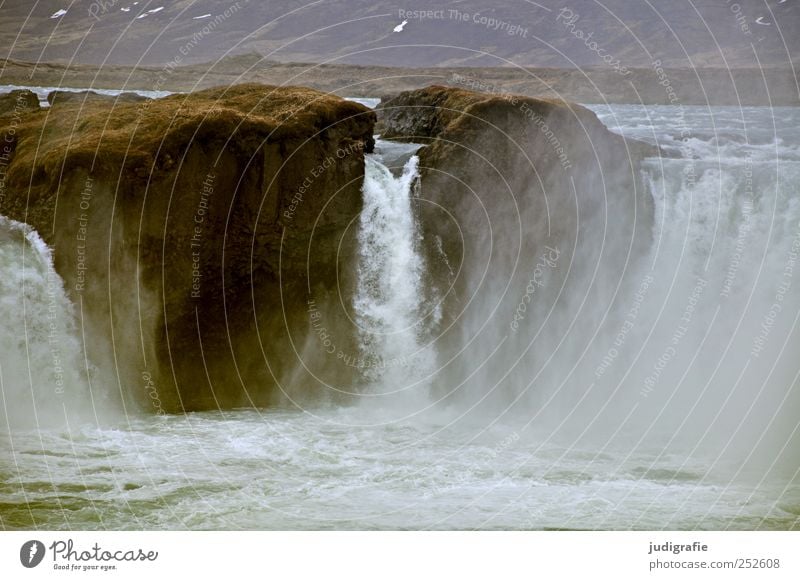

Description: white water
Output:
[354,152,439,407]
[1,105,798,530]
[440,104,800,478]
[0,217,102,431]
[579,105,800,474]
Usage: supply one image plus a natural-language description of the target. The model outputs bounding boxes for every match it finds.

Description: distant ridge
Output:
[1,57,797,107]
[2,1,797,69]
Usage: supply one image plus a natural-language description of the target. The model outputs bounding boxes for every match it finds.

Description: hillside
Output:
[2,57,798,106]
[1,0,797,69]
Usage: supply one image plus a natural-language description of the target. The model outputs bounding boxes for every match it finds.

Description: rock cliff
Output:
[0,81,660,414]
[0,84,375,411]
[378,86,657,404]
[0,89,40,117]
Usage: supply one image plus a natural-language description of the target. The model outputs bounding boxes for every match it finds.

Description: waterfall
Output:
[620,154,800,465]
[353,152,438,402]
[0,217,101,429]
[426,104,800,477]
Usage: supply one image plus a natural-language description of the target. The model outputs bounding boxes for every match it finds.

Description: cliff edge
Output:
[378,86,657,403]
[0,84,375,411]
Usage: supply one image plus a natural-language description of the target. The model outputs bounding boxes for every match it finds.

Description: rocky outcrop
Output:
[378,85,661,156]
[0,84,375,412]
[377,87,489,140]
[0,89,40,117]
[378,86,657,403]
[0,81,660,414]
[46,90,150,107]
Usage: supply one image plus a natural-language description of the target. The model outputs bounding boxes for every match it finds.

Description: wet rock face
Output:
[378,86,657,400]
[0,84,376,412]
[377,87,489,141]
[0,81,654,413]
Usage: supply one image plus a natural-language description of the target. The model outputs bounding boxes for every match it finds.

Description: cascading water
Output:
[0,217,101,430]
[432,104,800,482]
[353,148,439,402]
[1,103,797,530]
[579,105,800,475]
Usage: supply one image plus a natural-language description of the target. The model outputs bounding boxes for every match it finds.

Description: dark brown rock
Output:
[380,87,657,400]
[0,89,40,117]
[377,87,489,140]
[0,83,376,412]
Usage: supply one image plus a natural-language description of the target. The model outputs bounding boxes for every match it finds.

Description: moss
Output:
[378,85,578,142]
[0,89,40,117]
[2,83,375,191]
[0,82,376,413]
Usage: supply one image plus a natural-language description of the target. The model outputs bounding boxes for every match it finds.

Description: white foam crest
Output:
[0,217,107,430]
[354,155,437,406]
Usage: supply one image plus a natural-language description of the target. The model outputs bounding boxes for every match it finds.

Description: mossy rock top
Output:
[2,83,375,185]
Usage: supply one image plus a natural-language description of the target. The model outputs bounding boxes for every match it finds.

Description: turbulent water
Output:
[0,217,113,432]
[354,149,439,406]
[1,105,800,530]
